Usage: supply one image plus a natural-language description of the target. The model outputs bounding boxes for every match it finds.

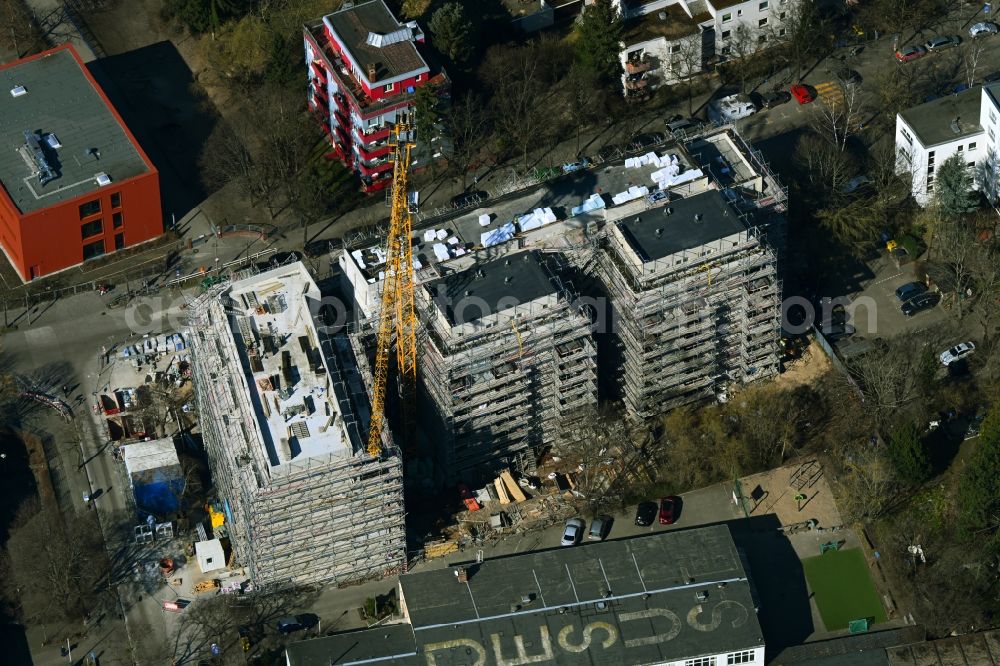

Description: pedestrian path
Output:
[814,81,844,107]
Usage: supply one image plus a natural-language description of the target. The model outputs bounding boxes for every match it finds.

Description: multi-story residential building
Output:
[303,0,449,192]
[417,251,598,485]
[187,262,406,587]
[286,523,766,666]
[894,85,995,205]
[597,186,781,417]
[615,0,796,99]
[0,44,161,281]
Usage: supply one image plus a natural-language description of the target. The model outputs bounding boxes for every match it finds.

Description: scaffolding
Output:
[595,194,781,419]
[406,250,597,485]
[188,264,406,588]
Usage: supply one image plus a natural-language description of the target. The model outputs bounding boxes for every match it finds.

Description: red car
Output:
[659,496,679,525]
[894,45,926,62]
[790,84,815,104]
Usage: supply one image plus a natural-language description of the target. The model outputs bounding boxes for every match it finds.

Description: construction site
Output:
[187,262,406,588]
[416,250,598,484]
[341,124,786,483]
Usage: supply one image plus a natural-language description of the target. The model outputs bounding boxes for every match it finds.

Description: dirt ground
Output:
[741,460,844,529]
[775,339,834,388]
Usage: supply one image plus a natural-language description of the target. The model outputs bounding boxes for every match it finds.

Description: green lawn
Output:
[801,547,887,632]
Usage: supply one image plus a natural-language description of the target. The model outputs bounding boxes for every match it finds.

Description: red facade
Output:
[0,46,161,281]
[304,4,447,193]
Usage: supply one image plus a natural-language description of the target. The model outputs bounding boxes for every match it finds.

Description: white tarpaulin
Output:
[481,222,515,247]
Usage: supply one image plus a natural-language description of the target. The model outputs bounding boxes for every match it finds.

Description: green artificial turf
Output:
[801,547,888,631]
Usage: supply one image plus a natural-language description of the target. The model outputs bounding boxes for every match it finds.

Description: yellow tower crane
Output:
[366,120,418,458]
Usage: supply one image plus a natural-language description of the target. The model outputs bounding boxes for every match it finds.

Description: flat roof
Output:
[616,188,746,261]
[899,87,983,147]
[401,525,762,664]
[425,251,558,325]
[225,263,351,466]
[325,0,428,81]
[623,3,700,43]
[286,624,417,666]
[0,46,150,214]
[122,437,179,475]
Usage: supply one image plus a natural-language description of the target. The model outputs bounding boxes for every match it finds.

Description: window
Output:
[970,141,978,150]
[969,161,976,168]
[759,17,768,26]
[900,127,913,145]
[779,28,786,36]
[991,127,997,141]
[415,74,422,82]
[758,34,767,42]
[669,45,681,53]
[728,651,755,665]
[721,45,731,55]
[113,212,124,228]
[110,192,121,208]
[82,239,105,261]
[737,9,743,16]
[898,148,912,165]
[722,29,731,39]
[991,110,997,124]
[958,144,964,152]
[722,12,732,21]
[685,658,716,666]
[114,232,125,251]
[628,49,643,60]
[384,82,394,93]
[81,219,103,240]
[780,11,786,19]
[759,1,769,9]
[79,199,101,219]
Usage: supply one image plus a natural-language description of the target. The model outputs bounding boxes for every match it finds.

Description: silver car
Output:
[560,518,584,547]
[970,22,999,38]
[924,35,961,51]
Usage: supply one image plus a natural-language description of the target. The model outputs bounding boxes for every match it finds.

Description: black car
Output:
[835,67,863,84]
[276,617,305,635]
[635,501,658,526]
[303,238,338,258]
[666,118,704,137]
[895,281,927,302]
[985,71,1000,83]
[451,190,487,209]
[901,291,941,316]
[629,132,666,151]
[760,90,792,108]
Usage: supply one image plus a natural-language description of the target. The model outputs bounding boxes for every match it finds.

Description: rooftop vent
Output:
[10,85,26,97]
[658,11,667,20]
[95,172,112,186]
[23,130,57,185]
[950,116,962,134]
[86,147,101,161]
[694,213,703,223]
[366,63,377,81]
[45,133,61,149]
[464,290,473,296]
[475,269,485,278]
[520,593,534,605]
[366,27,413,48]
[504,276,513,284]
[664,206,673,215]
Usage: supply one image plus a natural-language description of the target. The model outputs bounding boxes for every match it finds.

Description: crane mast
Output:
[366,121,418,457]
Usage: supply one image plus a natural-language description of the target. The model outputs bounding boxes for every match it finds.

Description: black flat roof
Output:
[285,624,417,665]
[617,189,746,261]
[426,251,558,326]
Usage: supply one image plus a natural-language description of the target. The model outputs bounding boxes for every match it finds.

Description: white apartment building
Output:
[895,84,1000,205]
[614,0,796,98]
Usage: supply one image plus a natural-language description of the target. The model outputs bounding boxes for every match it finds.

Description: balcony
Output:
[357,125,392,144]
[626,56,652,75]
[625,73,649,90]
[357,157,393,177]
[356,140,391,161]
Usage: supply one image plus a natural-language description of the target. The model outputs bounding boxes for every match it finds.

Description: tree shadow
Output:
[87,41,220,226]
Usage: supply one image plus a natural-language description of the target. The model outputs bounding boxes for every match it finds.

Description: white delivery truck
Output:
[707,94,757,124]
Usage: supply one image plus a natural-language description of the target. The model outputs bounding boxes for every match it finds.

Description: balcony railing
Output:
[626,56,652,75]
[625,76,649,90]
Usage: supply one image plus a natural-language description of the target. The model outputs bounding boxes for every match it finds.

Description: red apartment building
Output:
[304,0,448,192]
[0,45,161,281]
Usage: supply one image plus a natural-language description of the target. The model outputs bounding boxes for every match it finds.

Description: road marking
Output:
[873,271,903,286]
[815,81,844,106]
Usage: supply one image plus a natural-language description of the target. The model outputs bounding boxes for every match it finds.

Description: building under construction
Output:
[598,187,780,417]
[416,250,597,484]
[188,263,405,587]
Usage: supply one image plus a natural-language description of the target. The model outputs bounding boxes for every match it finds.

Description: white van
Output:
[708,94,757,123]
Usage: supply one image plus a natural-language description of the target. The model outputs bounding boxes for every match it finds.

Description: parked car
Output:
[970,22,998,38]
[925,35,961,51]
[901,291,941,316]
[842,175,872,193]
[834,67,863,84]
[790,84,816,104]
[658,496,680,525]
[303,238,338,258]
[666,117,705,137]
[966,412,987,439]
[629,132,666,151]
[634,501,658,526]
[760,90,792,109]
[940,341,976,365]
[277,617,305,635]
[953,83,970,95]
[561,518,584,546]
[895,281,927,302]
[266,251,302,269]
[451,190,487,210]
[588,515,613,540]
[986,71,1000,83]
[895,45,926,62]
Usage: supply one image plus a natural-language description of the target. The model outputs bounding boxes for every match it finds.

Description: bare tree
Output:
[724,24,763,94]
[446,93,491,189]
[964,39,987,88]
[555,403,634,514]
[671,36,705,116]
[844,337,937,428]
[810,77,865,153]
[480,44,550,170]
[837,439,897,520]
